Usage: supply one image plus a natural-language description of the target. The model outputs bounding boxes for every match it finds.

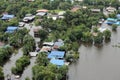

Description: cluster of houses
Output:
[29,39,67,66]
[0,9,66,34]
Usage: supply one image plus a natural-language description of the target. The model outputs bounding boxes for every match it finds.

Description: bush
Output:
[11,56,30,75]
[112,24,117,31]
[0,66,4,80]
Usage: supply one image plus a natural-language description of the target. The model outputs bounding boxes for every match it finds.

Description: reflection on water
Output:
[68,27,120,80]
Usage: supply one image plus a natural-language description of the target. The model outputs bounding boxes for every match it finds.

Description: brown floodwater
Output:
[68,27,120,80]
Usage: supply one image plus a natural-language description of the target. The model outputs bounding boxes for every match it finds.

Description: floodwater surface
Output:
[68,27,120,80]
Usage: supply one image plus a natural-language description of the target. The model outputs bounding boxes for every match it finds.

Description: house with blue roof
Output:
[50,59,64,66]
[117,14,120,21]
[6,26,18,33]
[106,18,117,25]
[1,14,14,20]
[48,51,65,59]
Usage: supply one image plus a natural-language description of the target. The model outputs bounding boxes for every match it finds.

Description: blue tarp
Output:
[50,59,64,66]
[1,14,14,20]
[7,26,18,30]
[106,18,117,25]
[48,51,65,59]
[107,18,117,22]
[6,26,18,33]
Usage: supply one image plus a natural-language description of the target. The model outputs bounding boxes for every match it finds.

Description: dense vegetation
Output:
[0,66,4,80]
[22,34,36,55]
[11,56,30,75]
[0,46,13,66]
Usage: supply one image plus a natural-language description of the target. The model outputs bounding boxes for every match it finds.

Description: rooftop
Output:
[54,41,64,49]
[40,46,51,52]
[48,51,65,59]
[29,52,38,57]
[43,42,54,46]
[50,59,64,66]
[36,9,48,13]
[1,14,14,20]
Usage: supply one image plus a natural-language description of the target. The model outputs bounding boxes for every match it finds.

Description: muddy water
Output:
[3,48,23,80]
[68,27,120,80]
[20,57,36,80]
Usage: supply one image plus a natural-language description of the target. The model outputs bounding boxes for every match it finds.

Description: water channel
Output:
[68,27,120,80]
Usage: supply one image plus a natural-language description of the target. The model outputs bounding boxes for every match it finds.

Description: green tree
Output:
[82,31,93,43]
[12,56,30,75]
[103,29,111,40]
[112,24,117,31]
[38,29,48,41]
[93,32,103,44]
[36,52,49,66]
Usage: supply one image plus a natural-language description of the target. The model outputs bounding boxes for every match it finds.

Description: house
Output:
[47,14,59,20]
[116,14,120,20]
[40,46,52,52]
[1,14,14,20]
[33,27,41,37]
[50,59,64,66]
[19,22,25,27]
[82,6,87,9]
[36,9,48,17]
[29,52,38,57]
[6,26,18,33]
[58,11,66,16]
[91,9,101,13]
[36,12,47,17]
[28,0,35,2]
[71,7,80,12]
[98,27,109,32]
[23,14,35,22]
[106,18,117,25]
[53,39,64,49]
[47,51,65,59]
[106,6,116,13]
[43,42,54,46]
[36,9,48,13]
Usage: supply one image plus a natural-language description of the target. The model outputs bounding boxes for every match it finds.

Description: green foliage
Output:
[25,77,30,80]
[12,56,30,75]
[112,24,117,31]
[103,29,111,40]
[0,66,4,80]
[93,27,99,33]
[32,64,68,80]
[84,0,120,8]
[0,46,13,66]
[23,34,36,55]
[9,28,28,48]
[38,29,48,41]
[65,50,79,62]
[34,19,40,26]
[8,18,19,26]
[82,31,93,43]
[93,32,103,44]
[36,52,49,66]
[64,10,103,28]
